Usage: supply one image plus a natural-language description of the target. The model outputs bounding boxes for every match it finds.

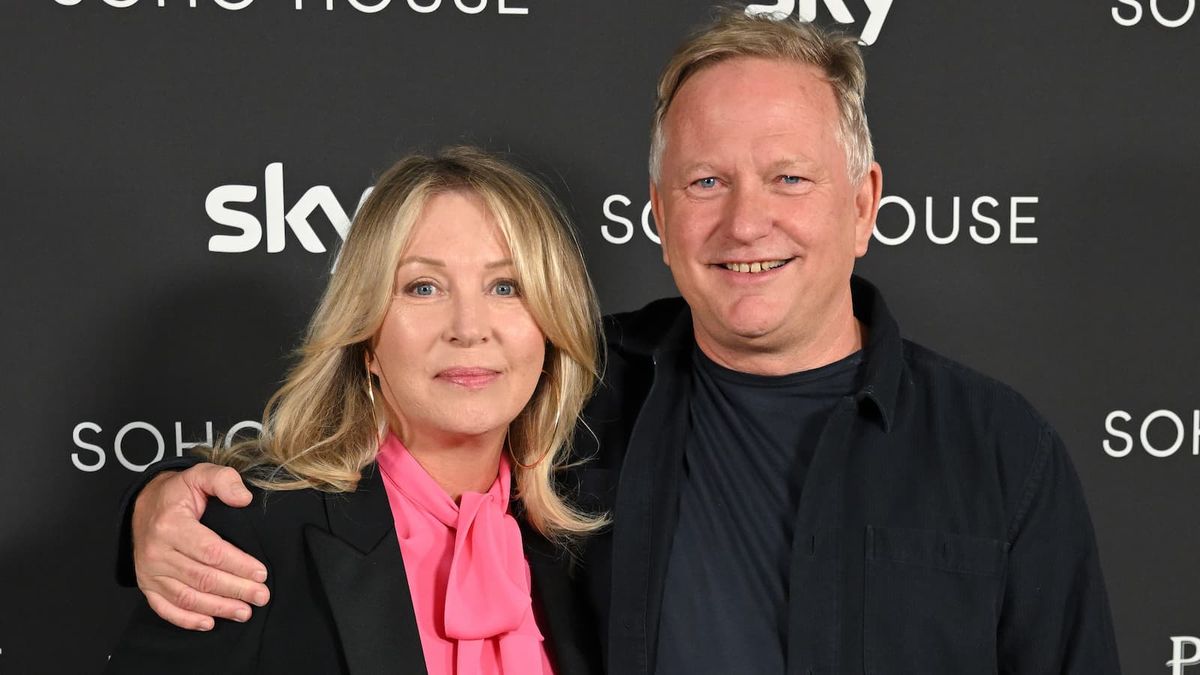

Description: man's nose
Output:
[444,292,489,346]
[724,183,772,243]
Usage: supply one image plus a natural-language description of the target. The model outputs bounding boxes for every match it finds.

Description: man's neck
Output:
[694,303,865,377]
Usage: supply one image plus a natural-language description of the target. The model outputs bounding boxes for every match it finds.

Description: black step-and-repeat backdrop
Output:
[2,1,1198,672]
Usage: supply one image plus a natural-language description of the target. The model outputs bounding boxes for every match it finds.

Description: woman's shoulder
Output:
[199,481,332,555]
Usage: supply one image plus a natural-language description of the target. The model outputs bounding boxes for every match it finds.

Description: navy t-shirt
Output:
[654,346,862,675]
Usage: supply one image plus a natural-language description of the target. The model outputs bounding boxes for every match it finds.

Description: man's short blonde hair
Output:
[650,7,874,184]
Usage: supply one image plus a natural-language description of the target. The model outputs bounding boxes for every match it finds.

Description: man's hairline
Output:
[649,57,867,187]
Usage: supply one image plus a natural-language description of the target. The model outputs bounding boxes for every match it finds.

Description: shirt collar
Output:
[631,275,903,433]
[375,432,510,527]
[849,275,903,432]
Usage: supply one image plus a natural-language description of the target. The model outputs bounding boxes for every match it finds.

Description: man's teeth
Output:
[722,260,788,274]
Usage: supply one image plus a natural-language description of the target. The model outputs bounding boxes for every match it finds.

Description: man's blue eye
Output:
[695,177,718,189]
[781,175,803,185]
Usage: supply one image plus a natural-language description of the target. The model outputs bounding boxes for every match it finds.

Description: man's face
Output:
[651,57,881,364]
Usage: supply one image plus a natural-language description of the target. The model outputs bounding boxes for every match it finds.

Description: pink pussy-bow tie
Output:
[441,474,532,640]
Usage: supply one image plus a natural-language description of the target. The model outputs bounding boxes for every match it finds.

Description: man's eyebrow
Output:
[679,162,717,176]
[676,159,816,176]
[396,256,513,269]
[765,157,815,172]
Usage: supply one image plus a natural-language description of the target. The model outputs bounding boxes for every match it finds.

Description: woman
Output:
[105,147,606,675]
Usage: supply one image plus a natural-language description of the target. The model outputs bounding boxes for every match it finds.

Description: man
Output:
[118,9,1121,673]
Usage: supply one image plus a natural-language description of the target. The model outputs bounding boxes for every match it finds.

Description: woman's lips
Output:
[436,367,501,389]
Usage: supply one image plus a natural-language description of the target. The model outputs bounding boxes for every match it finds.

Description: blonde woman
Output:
[106,147,606,675]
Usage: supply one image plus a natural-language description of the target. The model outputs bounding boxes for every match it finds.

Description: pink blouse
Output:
[375,433,555,675]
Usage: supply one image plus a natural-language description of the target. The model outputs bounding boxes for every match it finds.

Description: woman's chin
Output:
[413,412,517,445]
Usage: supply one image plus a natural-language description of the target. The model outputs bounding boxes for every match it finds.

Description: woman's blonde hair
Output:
[210,146,607,540]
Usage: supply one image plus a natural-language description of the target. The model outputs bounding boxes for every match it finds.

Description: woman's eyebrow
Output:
[397,256,445,267]
[396,256,513,268]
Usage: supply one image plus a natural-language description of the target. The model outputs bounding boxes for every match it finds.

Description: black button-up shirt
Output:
[571,276,1121,674]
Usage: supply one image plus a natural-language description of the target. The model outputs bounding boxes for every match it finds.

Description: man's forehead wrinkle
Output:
[684,96,821,127]
[679,58,836,108]
[669,88,838,149]
[671,106,825,147]
[764,155,818,171]
[672,126,823,167]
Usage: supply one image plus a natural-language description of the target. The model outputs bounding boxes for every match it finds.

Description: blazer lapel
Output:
[522,521,602,675]
[607,311,694,675]
[305,464,428,675]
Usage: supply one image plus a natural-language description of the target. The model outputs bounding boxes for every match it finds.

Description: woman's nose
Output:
[444,293,489,346]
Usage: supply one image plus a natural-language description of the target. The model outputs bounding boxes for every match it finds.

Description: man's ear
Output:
[650,180,670,265]
[854,161,883,257]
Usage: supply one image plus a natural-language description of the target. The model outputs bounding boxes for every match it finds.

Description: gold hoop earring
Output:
[511,443,553,470]
[365,362,376,407]
[510,407,561,470]
[365,358,385,446]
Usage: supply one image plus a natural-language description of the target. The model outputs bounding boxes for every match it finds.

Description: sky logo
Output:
[744,0,894,45]
[206,163,370,255]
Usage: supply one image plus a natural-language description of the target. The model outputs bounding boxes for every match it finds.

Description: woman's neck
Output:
[396,426,506,502]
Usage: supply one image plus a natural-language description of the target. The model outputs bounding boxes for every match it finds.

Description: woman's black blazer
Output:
[104,464,602,675]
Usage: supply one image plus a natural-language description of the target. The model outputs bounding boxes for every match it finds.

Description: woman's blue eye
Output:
[410,283,436,296]
[695,177,718,189]
[493,281,519,297]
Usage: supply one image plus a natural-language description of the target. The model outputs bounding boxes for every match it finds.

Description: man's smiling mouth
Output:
[719,259,792,274]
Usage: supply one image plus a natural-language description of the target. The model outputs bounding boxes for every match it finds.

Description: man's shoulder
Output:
[896,340,1063,518]
[899,338,1051,435]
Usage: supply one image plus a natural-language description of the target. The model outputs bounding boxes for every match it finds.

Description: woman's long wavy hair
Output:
[208,146,607,540]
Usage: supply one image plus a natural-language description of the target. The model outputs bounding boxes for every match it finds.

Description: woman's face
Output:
[369,189,546,450]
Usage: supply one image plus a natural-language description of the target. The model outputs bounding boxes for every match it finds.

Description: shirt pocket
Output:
[863,526,1008,675]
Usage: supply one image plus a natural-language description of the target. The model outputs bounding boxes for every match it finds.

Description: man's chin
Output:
[726,323,778,342]
[720,300,786,338]
[685,292,787,345]
[718,313,786,344]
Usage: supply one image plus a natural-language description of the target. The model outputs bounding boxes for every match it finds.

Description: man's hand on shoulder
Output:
[131,463,271,631]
